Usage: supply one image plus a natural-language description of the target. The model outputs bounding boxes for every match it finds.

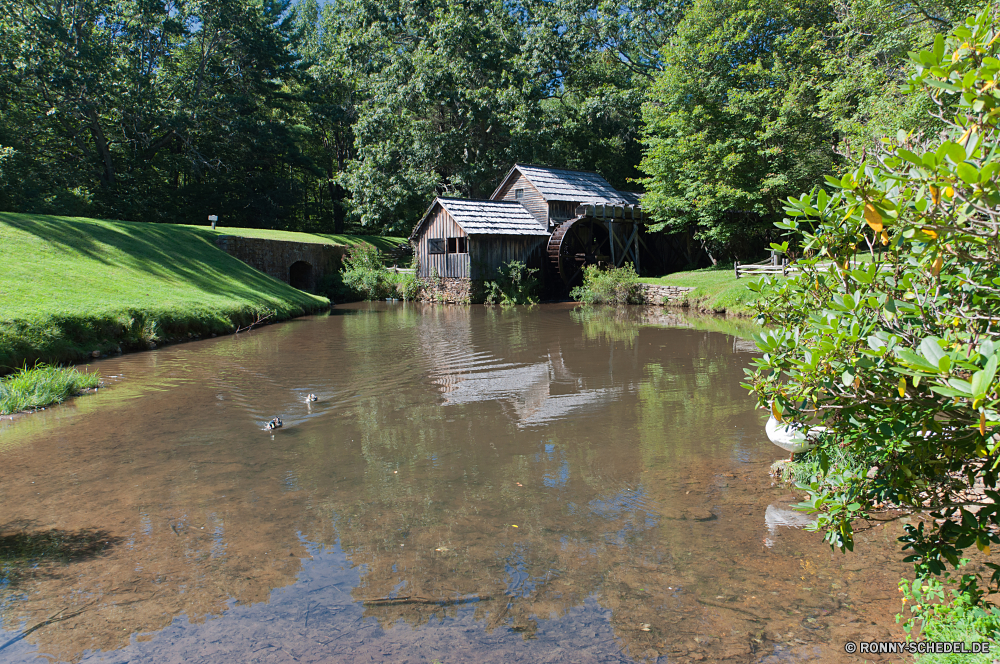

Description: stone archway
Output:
[289,260,314,292]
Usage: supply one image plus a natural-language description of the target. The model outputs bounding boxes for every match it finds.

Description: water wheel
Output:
[546,217,611,289]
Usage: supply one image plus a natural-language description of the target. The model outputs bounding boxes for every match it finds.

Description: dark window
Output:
[515,188,524,200]
[446,237,467,254]
[428,238,445,254]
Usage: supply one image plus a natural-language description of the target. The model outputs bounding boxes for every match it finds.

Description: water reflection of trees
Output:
[0,305,910,663]
[570,306,646,347]
[0,522,121,592]
[325,308,802,660]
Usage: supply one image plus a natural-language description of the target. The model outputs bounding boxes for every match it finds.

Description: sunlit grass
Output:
[203,226,407,255]
[0,364,100,415]
[1,212,394,369]
[641,264,775,315]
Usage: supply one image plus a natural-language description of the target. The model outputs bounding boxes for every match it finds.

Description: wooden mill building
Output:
[410,198,551,280]
[409,164,645,290]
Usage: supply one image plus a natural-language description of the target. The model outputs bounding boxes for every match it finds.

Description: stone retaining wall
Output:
[641,283,694,305]
[215,236,347,293]
[415,277,474,304]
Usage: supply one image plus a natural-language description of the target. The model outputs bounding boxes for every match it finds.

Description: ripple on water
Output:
[0,304,915,663]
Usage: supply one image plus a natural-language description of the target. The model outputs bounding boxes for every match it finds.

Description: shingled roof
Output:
[492,164,630,203]
[410,198,550,240]
[617,191,644,206]
[440,198,550,235]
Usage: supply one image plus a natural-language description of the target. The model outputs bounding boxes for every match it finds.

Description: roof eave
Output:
[408,198,445,242]
[489,164,524,201]
[466,230,551,237]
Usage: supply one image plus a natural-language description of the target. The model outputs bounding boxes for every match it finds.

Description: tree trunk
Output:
[86,107,116,188]
[700,237,718,267]
[327,168,346,234]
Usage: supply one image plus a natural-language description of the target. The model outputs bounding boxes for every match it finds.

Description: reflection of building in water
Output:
[432,353,622,427]
[416,306,628,427]
[0,310,912,664]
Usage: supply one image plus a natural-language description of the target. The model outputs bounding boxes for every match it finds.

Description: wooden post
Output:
[609,221,616,267]
[624,223,639,271]
[735,260,740,279]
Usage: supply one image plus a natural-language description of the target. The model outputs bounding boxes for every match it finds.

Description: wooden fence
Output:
[734,258,797,279]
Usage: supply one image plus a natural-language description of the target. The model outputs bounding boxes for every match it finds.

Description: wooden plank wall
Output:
[494,173,549,228]
[414,205,471,278]
[470,236,547,280]
[548,201,578,224]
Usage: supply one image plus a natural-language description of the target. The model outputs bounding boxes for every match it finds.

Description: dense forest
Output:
[0,0,983,260]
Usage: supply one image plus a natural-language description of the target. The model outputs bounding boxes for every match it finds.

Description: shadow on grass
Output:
[2,214,322,306]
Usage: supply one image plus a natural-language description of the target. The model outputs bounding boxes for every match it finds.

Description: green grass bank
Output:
[642,265,771,316]
[0,365,100,414]
[0,212,401,372]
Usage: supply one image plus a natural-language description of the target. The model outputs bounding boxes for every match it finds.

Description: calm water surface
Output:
[0,304,911,663]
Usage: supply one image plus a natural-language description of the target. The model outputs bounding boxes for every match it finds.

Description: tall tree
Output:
[638,0,840,265]
[819,0,982,156]
[321,0,548,232]
[0,0,311,227]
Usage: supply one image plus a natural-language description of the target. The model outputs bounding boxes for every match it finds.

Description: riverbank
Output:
[0,212,401,372]
[641,265,771,316]
[0,365,100,415]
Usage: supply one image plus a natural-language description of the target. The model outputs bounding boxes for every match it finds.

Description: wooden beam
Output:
[609,221,616,266]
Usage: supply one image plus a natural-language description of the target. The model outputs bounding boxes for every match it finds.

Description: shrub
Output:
[570,264,644,305]
[398,272,422,301]
[898,565,1000,663]
[340,244,394,301]
[745,9,1000,597]
[0,364,100,415]
[484,260,540,306]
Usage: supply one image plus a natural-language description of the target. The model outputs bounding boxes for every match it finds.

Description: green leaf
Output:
[926,79,962,93]
[941,141,967,165]
[920,337,946,367]
[896,348,940,372]
[947,378,973,395]
[957,162,980,185]
[930,386,970,398]
[934,34,945,62]
[972,355,999,398]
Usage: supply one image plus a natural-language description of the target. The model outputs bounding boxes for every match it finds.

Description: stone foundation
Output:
[409,279,693,306]
[215,235,347,293]
[416,277,475,304]
[640,283,694,305]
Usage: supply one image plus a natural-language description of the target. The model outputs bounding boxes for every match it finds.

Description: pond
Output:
[0,303,911,663]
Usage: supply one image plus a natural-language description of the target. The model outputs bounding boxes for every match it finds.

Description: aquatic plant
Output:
[0,364,100,415]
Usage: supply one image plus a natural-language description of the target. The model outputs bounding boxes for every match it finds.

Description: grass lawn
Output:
[0,212,403,371]
[641,265,775,316]
[205,226,407,255]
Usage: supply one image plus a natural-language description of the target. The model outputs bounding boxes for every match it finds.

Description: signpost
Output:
[208,214,218,230]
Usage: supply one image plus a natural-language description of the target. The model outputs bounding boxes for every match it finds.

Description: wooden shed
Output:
[409,198,551,280]
[491,164,633,229]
